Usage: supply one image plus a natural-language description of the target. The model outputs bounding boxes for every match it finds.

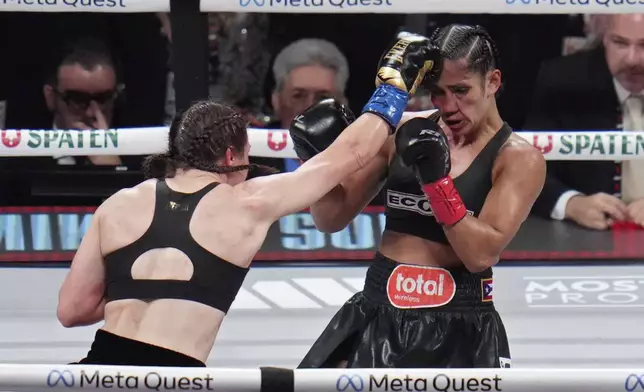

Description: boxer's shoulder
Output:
[504,133,538,150]
[98,179,156,216]
[113,179,155,201]
[492,135,546,180]
[234,176,271,210]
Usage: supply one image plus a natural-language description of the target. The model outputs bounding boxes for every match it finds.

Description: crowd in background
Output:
[0,12,643,229]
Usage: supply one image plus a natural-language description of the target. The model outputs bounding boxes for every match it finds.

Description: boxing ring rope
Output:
[0,127,642,160]
[1,364,643,391]
[0,0,641,14]
[0,1,643,390]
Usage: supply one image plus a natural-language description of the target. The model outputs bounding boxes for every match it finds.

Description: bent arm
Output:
[444,145,546,272]
[309,139,392,233]
[57,209,106,327]
[309,110,438,233]
[524,62,574,219]
[243,113,391,223]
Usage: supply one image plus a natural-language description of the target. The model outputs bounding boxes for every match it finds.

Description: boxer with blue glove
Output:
[289,32,442,163]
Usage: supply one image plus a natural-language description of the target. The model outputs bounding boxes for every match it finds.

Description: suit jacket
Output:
[525,46,622,218]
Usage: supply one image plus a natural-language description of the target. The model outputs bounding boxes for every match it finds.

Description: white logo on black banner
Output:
[387,190,434,216]
[386,189,474,218]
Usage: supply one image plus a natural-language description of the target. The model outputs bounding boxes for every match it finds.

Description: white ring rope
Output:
[0,0,641,14]
[0,127,642,161]
[0,4,641,387]
[0,364,641,391]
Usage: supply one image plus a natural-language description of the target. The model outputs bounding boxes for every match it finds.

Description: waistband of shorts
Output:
[363,252,495,310]
[83,329,206,367]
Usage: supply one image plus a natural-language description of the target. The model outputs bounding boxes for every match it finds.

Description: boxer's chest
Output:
[449,148,479,179]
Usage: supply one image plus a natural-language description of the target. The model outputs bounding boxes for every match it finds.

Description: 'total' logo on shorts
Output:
[386,265,456,309]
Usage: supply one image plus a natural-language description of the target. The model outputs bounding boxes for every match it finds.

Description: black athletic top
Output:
[104,180,249,314]
[384,123,513,245]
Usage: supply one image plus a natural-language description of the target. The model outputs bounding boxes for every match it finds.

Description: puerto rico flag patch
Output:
[481,278,493,302]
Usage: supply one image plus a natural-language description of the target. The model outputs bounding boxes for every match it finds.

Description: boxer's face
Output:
[44,63,118,130]
[272,65,342,128]
[603,14,644,93]
[430,59,501,135]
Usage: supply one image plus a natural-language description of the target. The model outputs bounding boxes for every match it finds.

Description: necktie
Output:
[621,95,644,203]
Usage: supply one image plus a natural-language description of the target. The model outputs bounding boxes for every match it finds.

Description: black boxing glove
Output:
[289,98,356,162]
[362,32,443,131]
[426,109,442,124]
[395,117,467,226]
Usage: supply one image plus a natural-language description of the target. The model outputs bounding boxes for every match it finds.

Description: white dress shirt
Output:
[51,123,77,166]
[620,89,644,204]
[550,80,644,219]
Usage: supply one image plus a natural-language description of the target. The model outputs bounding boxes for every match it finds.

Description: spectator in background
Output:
[267,38,349,172]
[527,14,644,229]
[43,39,131,167]
[562,15,608,56]
[156,12,176,126]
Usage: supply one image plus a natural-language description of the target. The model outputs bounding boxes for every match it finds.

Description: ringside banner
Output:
[0,0,642,13]
[0,364,260,392]
[2,128,644,161]
[297,369,644,392]
[0,0,169,12]
[207,0,644,13]
[1,206,644,262]
[1,364,643,392]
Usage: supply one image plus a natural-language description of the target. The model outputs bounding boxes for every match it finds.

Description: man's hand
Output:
[565,193,628,230]
[627,198,644,227]
[72,102,122,166]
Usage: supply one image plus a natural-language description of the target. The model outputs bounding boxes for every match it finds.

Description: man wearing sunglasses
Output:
[43,40,124,166]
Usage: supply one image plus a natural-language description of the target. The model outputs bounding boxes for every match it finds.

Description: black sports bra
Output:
[103,180,249,313]
[384,123,513,244]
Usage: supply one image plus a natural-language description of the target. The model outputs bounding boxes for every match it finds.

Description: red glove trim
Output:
[422,177,468,226]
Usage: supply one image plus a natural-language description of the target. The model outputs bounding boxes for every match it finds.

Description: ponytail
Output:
[142,152,176,179]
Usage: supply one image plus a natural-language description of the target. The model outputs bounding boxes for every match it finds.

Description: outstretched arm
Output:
[242,113,391,223]
[309,110,437,233]
[242,31,441,226]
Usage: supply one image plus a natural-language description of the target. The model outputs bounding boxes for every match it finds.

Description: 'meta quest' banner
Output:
[1,206,644,262]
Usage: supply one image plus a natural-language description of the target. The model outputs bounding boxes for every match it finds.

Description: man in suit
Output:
[42,38,125,167]
[0,39,142,205]
[526,14,644,229]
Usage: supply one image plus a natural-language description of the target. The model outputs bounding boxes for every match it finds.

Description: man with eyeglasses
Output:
[43,39,124,167]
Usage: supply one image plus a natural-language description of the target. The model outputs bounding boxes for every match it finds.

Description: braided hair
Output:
[143,100,251,179]
[429,24,502,93]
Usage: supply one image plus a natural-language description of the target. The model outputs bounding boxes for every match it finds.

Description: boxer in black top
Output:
[56,32,441,367]
[296,24,546,368]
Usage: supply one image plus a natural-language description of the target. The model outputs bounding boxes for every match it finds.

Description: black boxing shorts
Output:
[71,329,206,367]
[298,252,511,368]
